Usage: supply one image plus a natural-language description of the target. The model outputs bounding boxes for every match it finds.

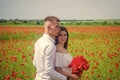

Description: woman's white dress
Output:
[55,52,73,74]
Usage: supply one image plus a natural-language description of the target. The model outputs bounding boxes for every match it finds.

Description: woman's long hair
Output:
[55,26,69,49]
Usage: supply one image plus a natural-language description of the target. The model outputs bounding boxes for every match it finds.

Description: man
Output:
[33,16,67,80]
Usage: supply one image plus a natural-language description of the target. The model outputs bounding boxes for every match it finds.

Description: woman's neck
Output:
[57,43,64,48]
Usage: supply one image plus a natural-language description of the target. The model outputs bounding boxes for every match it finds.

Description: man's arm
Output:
[33,44,38,68]
[45,45,67,80]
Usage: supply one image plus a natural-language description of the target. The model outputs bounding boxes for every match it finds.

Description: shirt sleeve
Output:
[44,44,67,80]
[33,44,38,68]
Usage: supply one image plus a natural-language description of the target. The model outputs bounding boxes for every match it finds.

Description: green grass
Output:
[0,40,36,80]
[0,32,42,40]
[0,30,120,80]
[68,32,120,80]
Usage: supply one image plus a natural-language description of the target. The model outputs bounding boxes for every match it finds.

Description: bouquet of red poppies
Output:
[68,56,89,77]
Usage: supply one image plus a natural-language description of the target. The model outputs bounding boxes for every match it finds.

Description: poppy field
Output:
[0,26,120,80]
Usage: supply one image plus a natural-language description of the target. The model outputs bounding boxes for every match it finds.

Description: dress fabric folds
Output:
[55,52,73,74]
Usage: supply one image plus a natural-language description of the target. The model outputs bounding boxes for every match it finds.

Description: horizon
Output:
[0,18,120,20]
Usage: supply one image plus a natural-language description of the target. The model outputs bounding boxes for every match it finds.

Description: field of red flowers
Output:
[0,26,120,80]
[1,26,120,33]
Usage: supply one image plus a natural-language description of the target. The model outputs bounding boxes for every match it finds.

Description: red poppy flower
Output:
[4,75,10,80]
[12,71,17,78]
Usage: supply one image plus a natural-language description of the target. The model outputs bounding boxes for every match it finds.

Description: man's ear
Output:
[48,26,54,30]
[48,26,51,29]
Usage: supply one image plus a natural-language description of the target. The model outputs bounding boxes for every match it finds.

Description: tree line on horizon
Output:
[0,19,120,26]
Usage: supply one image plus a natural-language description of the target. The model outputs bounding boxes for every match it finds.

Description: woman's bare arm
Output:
[55,67,79,80]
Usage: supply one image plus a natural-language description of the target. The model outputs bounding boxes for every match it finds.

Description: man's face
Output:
[49,21,61,37]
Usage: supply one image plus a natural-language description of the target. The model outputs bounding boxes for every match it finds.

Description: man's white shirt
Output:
[33,33,67,80]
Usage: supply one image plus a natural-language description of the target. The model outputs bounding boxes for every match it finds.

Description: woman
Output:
[55,26,79,80]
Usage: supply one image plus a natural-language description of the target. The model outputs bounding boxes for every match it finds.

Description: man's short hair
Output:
[44,16,60,22]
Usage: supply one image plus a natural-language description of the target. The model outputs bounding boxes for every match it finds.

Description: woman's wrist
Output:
[68,73,74,78]
[71,74,76,78]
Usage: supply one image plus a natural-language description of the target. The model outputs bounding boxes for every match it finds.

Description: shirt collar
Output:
[43,33,55,44]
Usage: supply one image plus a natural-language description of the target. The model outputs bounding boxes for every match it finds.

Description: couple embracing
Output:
[33,16,80,80]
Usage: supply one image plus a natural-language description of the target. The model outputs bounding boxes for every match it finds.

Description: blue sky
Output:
[0,0,120,20]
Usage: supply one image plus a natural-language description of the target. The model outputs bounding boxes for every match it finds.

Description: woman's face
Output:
[58,30,67,44]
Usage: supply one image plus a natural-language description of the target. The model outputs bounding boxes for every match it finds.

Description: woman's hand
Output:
[71,74,79,80]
